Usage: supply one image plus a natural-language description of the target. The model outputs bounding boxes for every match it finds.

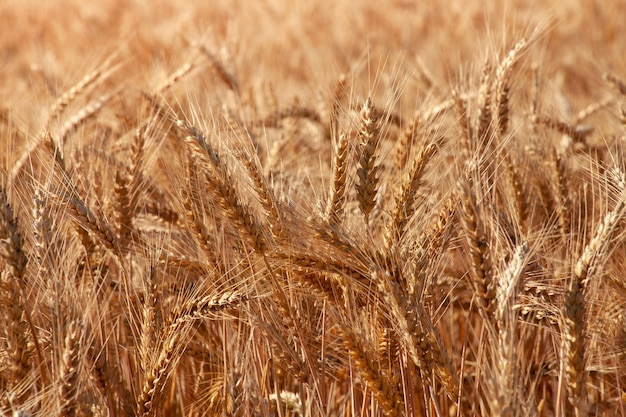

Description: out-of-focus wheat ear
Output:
[355,98,381,226]
[47,63,111,123]
[262,81,278,121]
[575,97,613,124]
[338,326,404,417]
[58,93,113,147]
[139,266,158,376]
[200,46,240,94]
[536,115,593,144]
[457,179,494,313]
[604,72,626,96]
[550,148,571,237]
[530,63,540,124]
[452,89,471,157]
[251,101,323,129]
[385,141,438,250]
[493,39,528,137]
[328,74,347,138]
[58,320,81,417]
[155,61,195,94]
[504,154,528,236]
[327,132,350,225]
[476,61,493,142]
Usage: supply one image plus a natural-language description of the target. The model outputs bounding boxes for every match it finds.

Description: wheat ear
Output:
[493,39,528,137]
[327,132,350,225]
[385,142,438,250]
[458,179,494,313]
[339,326,404,417]
[200,46,240,94]
[58,320,81,417]
[355,98,381,226]
[564,168,626,417]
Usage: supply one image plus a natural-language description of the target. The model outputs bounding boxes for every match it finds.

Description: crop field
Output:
[1,0,626,416]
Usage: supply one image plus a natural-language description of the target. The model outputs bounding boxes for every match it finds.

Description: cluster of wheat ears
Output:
[2,2,626,416]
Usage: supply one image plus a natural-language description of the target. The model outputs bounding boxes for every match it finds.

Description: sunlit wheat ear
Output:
[503,153,528,236]
[476,61,494,142]
[58,320,81,417]
[355,98,381,226]
[338,326,404,417]
[327,132,350,225]
[452,89,471,157]
[457,178,494,313]
[493,38,528,137]
[384,141,438,251]
[491,243,529,415]
[563,167,626,417]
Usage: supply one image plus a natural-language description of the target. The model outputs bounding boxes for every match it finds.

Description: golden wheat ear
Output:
[355,98,382,226]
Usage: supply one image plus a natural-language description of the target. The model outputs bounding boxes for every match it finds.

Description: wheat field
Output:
[1,0,626,416]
